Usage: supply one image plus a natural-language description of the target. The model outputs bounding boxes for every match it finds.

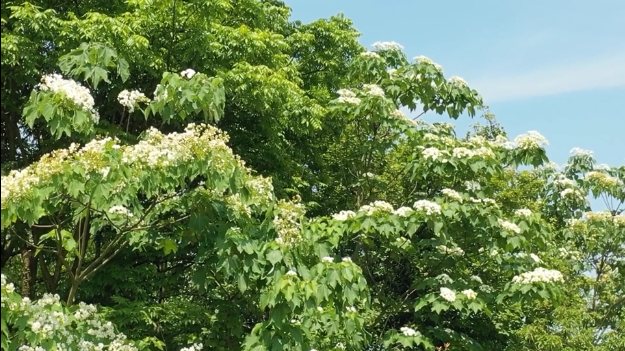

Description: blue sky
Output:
[286,0,625,166]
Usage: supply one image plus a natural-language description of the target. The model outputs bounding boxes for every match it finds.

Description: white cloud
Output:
[470,52,625,103]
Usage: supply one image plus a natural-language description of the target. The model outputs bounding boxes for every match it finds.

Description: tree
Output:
[1,1,623,350]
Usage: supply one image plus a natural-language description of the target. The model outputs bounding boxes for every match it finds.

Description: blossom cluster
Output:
[461,289,477,300]
[2,274,138,350]
[37,74,100,124]
[441,188,463,202]
[336,88,361,105]
[360,51,381,59]
[273,198,306,246]
[498,219,521,234]
[512,267,564,284]
[439,287,456,302]
[436,245,465,256]
[372,41,404,52]
[117,89,149,113]
[400,326,421,337]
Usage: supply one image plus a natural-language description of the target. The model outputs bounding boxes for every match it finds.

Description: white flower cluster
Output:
[585,211,615,223]
[512,267,564,284]
[441,188,463,202]
[514,209,532,217]
[359,200,394,215]
[470,275,483,284]
[372,41,404,51]
[464,181,481,192]
[462,289,477,300]
[448,76,468,87]
[514,131,549,150]
[439,287,456,302]
[322,256,334,263]
[436,245,465,256]
[38,74,100,124]
[180,68,196,79]
[435,274,454,284]
[273,199,305,246]
[498,219,521,234]
[108,205,134,218]
[117,89,148,113]
[360,51,381,59]
[346,306,357,312]
[584,171,623,187]
[413,200,442,215]
[180,344,203,351]
[363,84,385,97]
[422,147,446,160]
[336,88,361,105]
[1,275,139,351]
[286,270,298,276]
[479,284,494,293]
[390,109,406,119]
[333,210,356,221]
[400,326,421,337]
[570,147,593,157]
[414,55,433,65]
[394,206,414,217]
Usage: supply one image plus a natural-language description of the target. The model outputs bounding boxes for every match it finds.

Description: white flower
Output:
[400,326,421,337]
[180,68,196,79]
[436,245,464,256]
[285,270,297,277]
[360,201,394,215]
[423,147,444,160]
[38,74,99,124]
[498,219,521,234]
[514,209,532,217]
[346,306,357,312]
[439,287,456,302]
[570,147,593,157]
[333,210,356,221]
[372,41,404,51]
[394,206,414,217]
[449,76,468,87]
[336,342,346,349]
[470,275,483,284]
[512,267,564,284]
[462,289,477,300]
[317,307,323,312]
[117,89,148,113]
[530,253,541,263]
[108,205,133,218]
[342,257,352,263]
[360,51,381,58]
[322,256,334,263]
[363,84,385,97]
[464,181,481,191]
[452,147,475,158]
[441,188,463,202]
[413,200,441,215]
[435,273,454,284]
[336,88,361,105]
[414,55,433,65]
[514,131,549,150]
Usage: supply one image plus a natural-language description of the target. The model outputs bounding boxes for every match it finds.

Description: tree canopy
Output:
[1,1,623,350]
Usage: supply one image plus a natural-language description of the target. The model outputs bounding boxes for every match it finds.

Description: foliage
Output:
[1,0,623,350]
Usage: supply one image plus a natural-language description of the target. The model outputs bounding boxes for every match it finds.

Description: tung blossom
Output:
[439,287,456,302]
[512,267,564,284]
[180,68,196,79]
[38,74,99,124]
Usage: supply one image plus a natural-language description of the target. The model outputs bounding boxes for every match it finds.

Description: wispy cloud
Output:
[470,52,625,103]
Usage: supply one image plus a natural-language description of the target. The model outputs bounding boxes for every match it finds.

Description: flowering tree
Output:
[1,1,623,350]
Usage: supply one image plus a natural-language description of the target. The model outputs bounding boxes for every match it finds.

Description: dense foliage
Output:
[1,1,623,350]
